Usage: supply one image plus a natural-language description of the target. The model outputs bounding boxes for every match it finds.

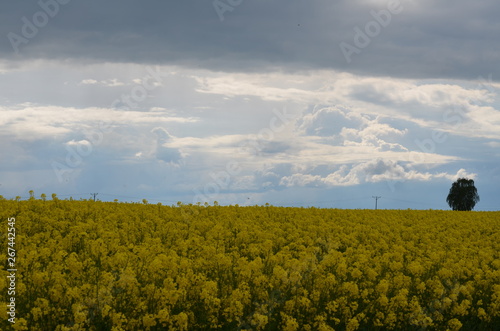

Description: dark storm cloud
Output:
[2,0,500,80]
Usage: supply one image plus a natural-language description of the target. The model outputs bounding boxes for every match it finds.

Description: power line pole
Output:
[372,196,381,210]
[91,193,98,202]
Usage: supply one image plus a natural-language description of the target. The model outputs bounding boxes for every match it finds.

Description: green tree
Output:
[446,178,480,211]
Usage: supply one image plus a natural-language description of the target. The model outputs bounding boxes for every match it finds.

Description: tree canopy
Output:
[446,178,480,211]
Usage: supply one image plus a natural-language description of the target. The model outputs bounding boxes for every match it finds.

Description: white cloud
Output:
[81,79,98,85]
[379,83,492,108]
[193,70,500,143]
[79,78,125,87]
[0,60,496,209]
[279,159,475,188]
[434,168,477,181]
[104,79,125,87]
[66,140,92,147]
[486,141,500,148]
[0,104,198,141]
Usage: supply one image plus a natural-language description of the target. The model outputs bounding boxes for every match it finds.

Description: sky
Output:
[0,0,499,210]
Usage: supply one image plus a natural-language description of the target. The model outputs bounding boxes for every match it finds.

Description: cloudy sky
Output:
[1,0,499,210]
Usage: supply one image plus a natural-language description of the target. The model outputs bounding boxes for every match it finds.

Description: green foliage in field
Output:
[1,198,499,330]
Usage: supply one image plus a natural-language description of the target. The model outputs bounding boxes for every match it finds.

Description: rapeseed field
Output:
[1,198,499,330]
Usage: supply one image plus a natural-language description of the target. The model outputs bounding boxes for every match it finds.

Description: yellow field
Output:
[1,198,499,330]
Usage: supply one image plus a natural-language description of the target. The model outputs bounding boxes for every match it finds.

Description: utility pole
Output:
[91,193,98,202]
[372,196,381,210]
